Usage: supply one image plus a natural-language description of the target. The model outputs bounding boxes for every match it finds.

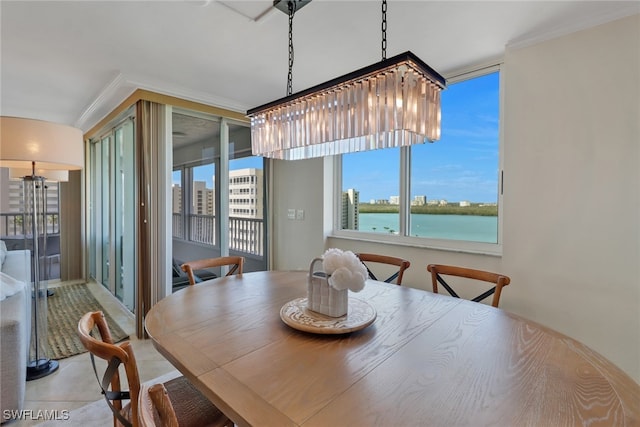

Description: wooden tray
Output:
[280,297,376,334]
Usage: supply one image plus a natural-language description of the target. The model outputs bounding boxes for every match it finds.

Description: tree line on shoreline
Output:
[359,203,498,216]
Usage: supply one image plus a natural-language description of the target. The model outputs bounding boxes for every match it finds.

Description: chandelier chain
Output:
[287,1,297,96]
[381,0,387,60]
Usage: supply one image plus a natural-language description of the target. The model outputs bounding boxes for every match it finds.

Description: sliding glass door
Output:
[89,134,109,288]
[88,116,136,311]
[113,121,135,305]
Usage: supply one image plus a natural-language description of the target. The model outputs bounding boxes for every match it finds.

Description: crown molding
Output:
[507,6,639,51]
[74,72,129,131]
[75,72,249,133]
[126,74,248,114]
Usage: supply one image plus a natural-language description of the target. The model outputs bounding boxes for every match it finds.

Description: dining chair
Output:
[426,264,511,308]
[181,256,244,286]
[77,311,231,427]
[356,253,411,285]
[138,383,177,427]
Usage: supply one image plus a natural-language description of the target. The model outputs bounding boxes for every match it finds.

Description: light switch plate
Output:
[288,209,296,220]
[296,209,304,220]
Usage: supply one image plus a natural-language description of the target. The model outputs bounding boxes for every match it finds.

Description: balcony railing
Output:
[172,213,264,257]
[229,216,264,256]
[1,212,60,237]
[190,214,215,245]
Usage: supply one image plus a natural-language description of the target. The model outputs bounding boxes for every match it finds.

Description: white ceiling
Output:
[1,1,638,133]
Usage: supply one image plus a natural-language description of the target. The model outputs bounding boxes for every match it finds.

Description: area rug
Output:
[47,283,129,360]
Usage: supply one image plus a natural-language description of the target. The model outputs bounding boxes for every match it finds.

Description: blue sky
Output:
[343,71,500,203]
[230,156,263,170]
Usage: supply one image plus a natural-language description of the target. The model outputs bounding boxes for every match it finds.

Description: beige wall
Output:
[501,14,639,382]
[272,157,326,271]
[272,14,640,382]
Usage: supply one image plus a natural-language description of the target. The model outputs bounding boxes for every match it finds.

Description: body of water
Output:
[358,213,498,243]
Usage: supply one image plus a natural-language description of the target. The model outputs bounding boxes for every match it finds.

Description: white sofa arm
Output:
[2,250,31,284]
[0,249,30,422]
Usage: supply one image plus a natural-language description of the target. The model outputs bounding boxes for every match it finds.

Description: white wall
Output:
[501,14,639,382]
[272,15,640,383]
[271,157,326,271]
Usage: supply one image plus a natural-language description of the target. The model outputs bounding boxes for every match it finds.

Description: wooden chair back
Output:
[137,378,232,427]
[181,256,244,286]
[77,311,141,427]
[80,313,231,427]
[138,383,179,427]
[427,264,511,307]
[356,253,411,285]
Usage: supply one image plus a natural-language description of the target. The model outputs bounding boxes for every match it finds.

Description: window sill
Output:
[329,230,503,257]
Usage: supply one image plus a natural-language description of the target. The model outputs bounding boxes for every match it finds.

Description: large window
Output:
[171,110,267,276]
[339,68,502,252]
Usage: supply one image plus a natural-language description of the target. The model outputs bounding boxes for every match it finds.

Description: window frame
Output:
[332,64,504,256]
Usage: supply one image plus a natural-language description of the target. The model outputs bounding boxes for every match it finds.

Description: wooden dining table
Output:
[145,271,640,426]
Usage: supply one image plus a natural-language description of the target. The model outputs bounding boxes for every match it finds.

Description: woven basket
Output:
[307,258,348,317]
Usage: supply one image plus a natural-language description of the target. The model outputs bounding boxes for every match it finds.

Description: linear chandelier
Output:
[248,0,446,160]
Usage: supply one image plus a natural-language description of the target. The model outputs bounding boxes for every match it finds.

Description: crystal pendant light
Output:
[248,0,446,160]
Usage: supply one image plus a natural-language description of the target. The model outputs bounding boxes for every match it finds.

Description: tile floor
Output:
[10,280,176,427]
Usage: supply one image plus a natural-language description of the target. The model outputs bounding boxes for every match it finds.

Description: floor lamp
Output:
[10,168,70,292]
[1,116,83,380]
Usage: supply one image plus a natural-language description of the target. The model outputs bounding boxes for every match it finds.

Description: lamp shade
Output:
[0,116,84,170]
[9,168,69,182]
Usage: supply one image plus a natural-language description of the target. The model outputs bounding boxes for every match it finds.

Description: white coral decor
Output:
[322,248,367,292]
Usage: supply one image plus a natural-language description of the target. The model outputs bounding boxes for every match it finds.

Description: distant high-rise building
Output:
[342,189,359,230]
[389,195,400,205]
[229,168,264,254]
[229,168,263,219]
[412,195,427,206]
[0,168,60,235]
[4,179,59,215]
[188,181,215,244]
[192,181,214,215]
[172,184,182,214]
[171,184,184,239]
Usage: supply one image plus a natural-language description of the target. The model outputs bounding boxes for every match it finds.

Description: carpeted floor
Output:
[46,283,129,359]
